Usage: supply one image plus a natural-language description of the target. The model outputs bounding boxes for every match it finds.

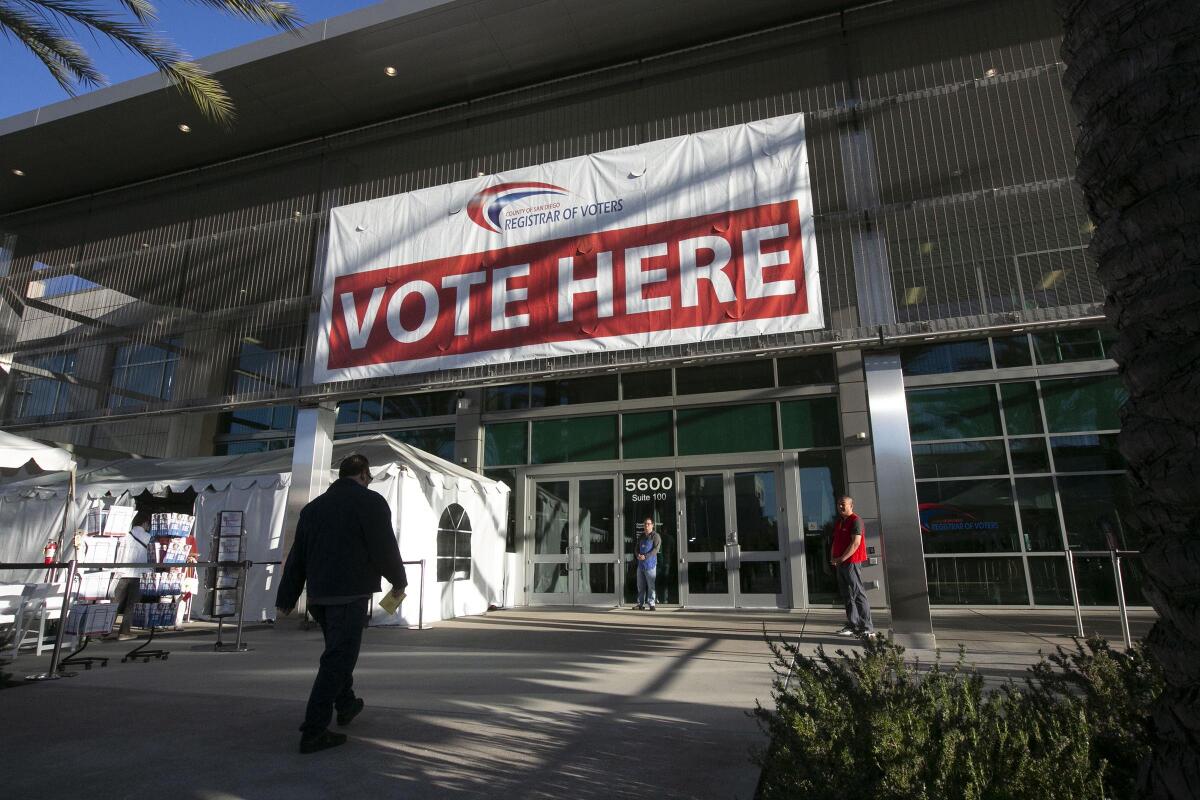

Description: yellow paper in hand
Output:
[379,589,405,615]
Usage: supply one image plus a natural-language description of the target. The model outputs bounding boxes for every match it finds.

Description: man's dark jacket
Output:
[276,477,407,609]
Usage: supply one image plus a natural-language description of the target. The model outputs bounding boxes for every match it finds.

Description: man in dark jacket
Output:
[276,453,407,754]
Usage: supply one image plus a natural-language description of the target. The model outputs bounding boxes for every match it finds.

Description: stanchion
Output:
[26,558,79,681]
[214,560,252,653]
[418,558,425,631]
[1112,550,1133,649]
[1064,548,1085,639]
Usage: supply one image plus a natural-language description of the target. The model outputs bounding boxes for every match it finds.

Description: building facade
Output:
[0,0,1139,633]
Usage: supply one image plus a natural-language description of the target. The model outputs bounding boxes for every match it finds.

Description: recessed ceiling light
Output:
[178,123,191,133]
[11,168,24,176]
[984,68,998,79]
[384,66,397,77]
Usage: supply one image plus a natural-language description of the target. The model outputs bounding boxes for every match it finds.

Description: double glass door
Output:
[529,477,618,605]
[682,467,787,607]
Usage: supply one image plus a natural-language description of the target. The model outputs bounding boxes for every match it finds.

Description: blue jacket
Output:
[276,478,407,609]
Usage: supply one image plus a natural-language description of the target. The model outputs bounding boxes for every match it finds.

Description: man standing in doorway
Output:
[276,454,408,754]
[831,495,875,637]
[634,517,661,610]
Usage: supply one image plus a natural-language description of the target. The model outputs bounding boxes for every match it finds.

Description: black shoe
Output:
[336,698,364,727]
[300,730,347,754]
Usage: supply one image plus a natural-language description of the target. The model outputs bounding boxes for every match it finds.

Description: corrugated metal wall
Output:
[0,0,1099,437]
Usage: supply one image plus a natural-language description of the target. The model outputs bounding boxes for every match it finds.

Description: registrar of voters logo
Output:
[466,181,624,233]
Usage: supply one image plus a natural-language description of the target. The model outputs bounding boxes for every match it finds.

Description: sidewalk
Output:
[0,607,1156,800]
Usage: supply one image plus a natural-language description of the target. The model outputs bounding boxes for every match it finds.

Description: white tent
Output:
[0,435,509,626]
[0,431,76,583]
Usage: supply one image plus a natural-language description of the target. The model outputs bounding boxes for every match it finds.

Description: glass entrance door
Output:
[681,468,787,607]
[528,477,618,605]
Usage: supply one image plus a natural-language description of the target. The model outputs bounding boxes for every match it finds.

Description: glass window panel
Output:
[484,468,518,553]
[622,411,673,459]
[386,427,456,461]
[1042,376,1126,432]
[925,557,1029,604]
[1033,328,1114,364]
[917,479,1020,553]
[336,400,359,425]
[1028,557,1073,605]
[684,474,726,553]
[531,416,618,464]
[1008,438,1050,474]
[992,335,1034,368]
[484,422,527,467]
[578,479,615,554]
[1058,475,1137,550]
[777,354,836,386]
[484,384,529,411]
[734,471,780,552]
[531,375,619,406]
[533,563,568,593]
[436,531,454,558]
[1073,556,1148,606]
[621,369,673,400]
[1000,382,1043,435]
[587,563,615,594]
[1050,434,1124,472]
[675,360,774,395]
[216,440,270,455]
[687,562,728,594]
[359,397,382,422]
[225,407,273,434]
[901,340,992,375]
[677,404,777,455]
[780,397,841,449]
[913,440,1008,479]
[907,386,1002,441]
[271,406,296,431]
[382,391,456,419]
[622,472,679,606]
[739,562,783,595]
[796,450,844,606]
[533,481,569,556]
[1015,477,1063,552]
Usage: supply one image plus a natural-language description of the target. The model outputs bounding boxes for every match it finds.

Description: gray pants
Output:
[836,562,874,632]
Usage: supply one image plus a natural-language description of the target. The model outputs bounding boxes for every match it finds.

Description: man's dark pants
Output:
[836,562,874,632]
[302,598,368,736]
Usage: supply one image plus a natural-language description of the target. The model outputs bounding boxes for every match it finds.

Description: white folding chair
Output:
[6,583,66,659]
[0,584,26,659]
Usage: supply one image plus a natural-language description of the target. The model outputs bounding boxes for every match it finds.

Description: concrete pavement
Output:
[0,607,1156,800]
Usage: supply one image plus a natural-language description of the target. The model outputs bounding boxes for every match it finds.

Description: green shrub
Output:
[753,634,1162,800]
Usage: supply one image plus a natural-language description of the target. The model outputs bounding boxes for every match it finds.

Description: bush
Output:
[752,634,1163,800]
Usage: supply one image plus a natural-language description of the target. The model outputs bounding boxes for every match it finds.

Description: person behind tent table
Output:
[106,511,150,640]
[276,453,408,755]
[634,517,662,611]
[831,495,876,638]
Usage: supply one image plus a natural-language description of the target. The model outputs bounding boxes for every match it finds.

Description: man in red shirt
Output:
[830,495,876,637]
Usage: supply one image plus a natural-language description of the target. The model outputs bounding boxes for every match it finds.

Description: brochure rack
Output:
[123,512,195,663]
[210,511,249,652]
[59,601,118,671]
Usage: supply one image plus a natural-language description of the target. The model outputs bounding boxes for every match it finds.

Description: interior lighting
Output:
[918,241,936,255]
[11,168,25,176]
[178,123,191,133]
[984,68,998,78]
[904,286,927,305]
[1040,269,1066,290]
[384,66,398,77]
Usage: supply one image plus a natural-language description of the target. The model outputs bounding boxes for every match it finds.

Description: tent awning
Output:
[0,429,75,472]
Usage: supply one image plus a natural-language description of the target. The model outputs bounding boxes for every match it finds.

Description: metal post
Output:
[1112,551,1132,649]
[26,558,78,681]
[1063,548,1084,638]
[232,560,250,652]
[418,559,425,631]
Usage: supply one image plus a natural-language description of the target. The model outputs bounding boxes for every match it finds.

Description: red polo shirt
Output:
[831,513,867,564]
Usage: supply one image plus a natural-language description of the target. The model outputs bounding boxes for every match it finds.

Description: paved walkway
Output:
[0,608,1156,800]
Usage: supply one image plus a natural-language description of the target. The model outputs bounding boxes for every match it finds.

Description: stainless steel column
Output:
[278,401,336,620]
[864,352,935,648]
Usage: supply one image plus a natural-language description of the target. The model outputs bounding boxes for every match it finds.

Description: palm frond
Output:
[0,3,105,92]
[183,0,302,32]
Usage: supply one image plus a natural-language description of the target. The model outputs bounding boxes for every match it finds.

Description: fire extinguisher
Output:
[43,539,58,564]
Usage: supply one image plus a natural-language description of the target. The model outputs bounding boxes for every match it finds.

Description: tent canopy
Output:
[0,435,505,500]
[0,430,75,472]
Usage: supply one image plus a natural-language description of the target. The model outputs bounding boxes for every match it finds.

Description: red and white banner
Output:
[313,112,822,383]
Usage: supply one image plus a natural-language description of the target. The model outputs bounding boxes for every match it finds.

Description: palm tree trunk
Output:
[1056,1,1200,797]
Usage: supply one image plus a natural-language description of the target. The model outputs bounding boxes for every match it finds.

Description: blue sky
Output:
[0,1,383,120]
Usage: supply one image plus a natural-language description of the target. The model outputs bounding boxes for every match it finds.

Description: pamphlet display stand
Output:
[59,601,118,671]
[123,512,194,664]
[210,511,249,653]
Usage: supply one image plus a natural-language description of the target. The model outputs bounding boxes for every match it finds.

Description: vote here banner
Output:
[313,112,823,383]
